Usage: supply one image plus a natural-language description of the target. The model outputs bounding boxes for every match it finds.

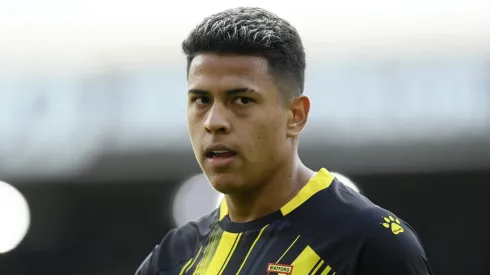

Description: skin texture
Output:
[187,53,313,222]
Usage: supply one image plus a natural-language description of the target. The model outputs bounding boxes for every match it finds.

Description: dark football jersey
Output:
[135,168,432,275]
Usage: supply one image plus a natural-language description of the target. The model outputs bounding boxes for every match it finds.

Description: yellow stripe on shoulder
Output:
[280,168,334,216]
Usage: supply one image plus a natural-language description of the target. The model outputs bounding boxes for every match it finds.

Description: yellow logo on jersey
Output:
[381,215,404,235]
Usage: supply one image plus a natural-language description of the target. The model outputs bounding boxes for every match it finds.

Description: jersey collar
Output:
[218,168,335,232]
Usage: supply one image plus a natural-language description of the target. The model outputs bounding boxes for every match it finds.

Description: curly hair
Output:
[182,7,306,98]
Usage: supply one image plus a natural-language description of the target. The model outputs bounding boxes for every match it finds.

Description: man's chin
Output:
[208,174,245,195]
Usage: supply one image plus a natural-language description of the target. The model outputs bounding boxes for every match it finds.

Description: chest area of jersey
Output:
[178,225,337,275]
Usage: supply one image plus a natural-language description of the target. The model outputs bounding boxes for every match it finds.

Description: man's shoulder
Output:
[158,209,220,262]
[134,209,219,275]
[169,208,220,243]
[315,187,425,250]
[287,178,420,242]
[356,206,428,255]
[287,178,430,273]
[354,207,432,274]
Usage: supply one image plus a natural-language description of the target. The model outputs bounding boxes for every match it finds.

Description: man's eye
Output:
[233,97,253,105]
[195,97,211,105]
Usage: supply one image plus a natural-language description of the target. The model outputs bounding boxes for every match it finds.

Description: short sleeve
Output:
[356,207,433,275]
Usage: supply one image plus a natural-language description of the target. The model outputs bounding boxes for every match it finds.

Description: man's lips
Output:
[203,143,238,161]
[206,151,238,159]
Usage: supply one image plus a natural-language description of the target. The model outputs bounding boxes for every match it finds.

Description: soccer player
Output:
[135,7,432,275]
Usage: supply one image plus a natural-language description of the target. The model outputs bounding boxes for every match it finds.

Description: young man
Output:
[136,7,432,275]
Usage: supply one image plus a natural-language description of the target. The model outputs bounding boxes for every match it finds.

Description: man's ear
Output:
[286,95,310,138]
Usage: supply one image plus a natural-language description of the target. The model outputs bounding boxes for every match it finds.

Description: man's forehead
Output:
[189,54,269,76]
[186,54,283,99]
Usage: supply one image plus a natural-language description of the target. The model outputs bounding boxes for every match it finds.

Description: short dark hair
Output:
[182,7,306,98]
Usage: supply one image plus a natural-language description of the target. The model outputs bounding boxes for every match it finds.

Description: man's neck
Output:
[224,158,314,223]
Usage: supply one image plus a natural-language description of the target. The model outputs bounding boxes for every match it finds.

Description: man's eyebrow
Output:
[226,88,254,95]
[188,89,208,95]
[187,88,258,96]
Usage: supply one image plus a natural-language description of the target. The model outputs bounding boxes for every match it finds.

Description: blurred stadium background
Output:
[1,1,490,274]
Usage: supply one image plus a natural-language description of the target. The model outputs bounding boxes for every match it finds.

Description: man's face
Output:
[186,54,292,194]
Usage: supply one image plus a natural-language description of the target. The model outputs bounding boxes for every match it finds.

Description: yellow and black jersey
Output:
[135,168,432,275]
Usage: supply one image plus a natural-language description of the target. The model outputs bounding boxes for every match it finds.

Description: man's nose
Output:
[203,104,231,134]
